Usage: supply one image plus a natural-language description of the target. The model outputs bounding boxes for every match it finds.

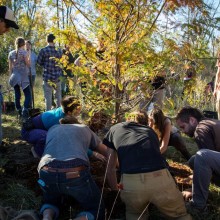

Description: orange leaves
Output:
[165,0,203,12]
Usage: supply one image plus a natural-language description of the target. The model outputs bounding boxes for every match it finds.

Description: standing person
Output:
[214,56,220,119]
[0,5,19,35]
[26,40,38,109]
[150,72,166,109]
[37,116,106,220]
[103,111,191,220]
[148,108,191,160]
[25,40,38,86]
[8,37,31,119]
[0,5,19,145]
[176,106,220,215]
[37,34,62,110]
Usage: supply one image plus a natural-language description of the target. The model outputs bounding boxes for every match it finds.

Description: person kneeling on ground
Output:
[22,95,81,157]
[38,115,107,220]
[182,149,220,217]
[176,106,220,215]
[103,111,192,220]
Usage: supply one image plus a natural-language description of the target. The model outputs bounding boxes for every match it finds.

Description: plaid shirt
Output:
[37,45,62,82]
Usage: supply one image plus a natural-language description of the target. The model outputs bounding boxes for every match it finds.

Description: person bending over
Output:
[176,106,220,216]
[148,107,191,160]
[103,111,191,220]
[21,96,81,156]
[38,116,107,220]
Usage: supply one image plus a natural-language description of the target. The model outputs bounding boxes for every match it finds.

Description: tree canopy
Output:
[1,0,220,120]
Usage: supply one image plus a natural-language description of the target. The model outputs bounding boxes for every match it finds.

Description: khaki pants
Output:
[216,90,220,119]
[120,169,191,220]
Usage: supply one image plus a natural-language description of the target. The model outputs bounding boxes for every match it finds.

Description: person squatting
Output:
[25,108,197,220]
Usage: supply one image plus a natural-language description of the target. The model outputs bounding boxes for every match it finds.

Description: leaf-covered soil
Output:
[0,138,198,220]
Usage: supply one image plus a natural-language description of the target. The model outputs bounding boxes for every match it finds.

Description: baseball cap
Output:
[0,6,19,29]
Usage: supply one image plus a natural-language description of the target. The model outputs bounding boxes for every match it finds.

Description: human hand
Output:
[182,190,192,201]
[92,151,107,162]
[213,91,217,98]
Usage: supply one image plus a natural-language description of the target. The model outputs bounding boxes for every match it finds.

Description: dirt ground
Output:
[0,137,196,220]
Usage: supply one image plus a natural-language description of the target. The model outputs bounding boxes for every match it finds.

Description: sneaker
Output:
[186,202,209,219]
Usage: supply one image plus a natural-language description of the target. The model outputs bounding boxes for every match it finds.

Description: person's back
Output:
[104,114,191,220]
[105,122,166,174]
[38,45,62,82]
[38,123,99,170]
[37,34,62,110]
[195,118,220,152]
[41,107,64,130]
[38,122,106,220]
[9,49,27,70]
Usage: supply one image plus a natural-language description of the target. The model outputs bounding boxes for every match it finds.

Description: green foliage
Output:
[1,183,41,210]
[0,0,219,120]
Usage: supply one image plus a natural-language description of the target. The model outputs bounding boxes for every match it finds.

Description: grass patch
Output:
[0,182,41,210]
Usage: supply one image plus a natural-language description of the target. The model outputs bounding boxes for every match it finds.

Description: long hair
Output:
[149,108,166,141]
[15,37,25,59]
[61,96,81,114]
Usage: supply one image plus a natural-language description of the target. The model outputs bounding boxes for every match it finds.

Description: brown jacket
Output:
[194,119,220,152]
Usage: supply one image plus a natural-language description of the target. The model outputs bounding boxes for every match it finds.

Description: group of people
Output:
[20,95,220,219]
[8,33,63,118]
[1,4,220,220]
[7,26,75,119]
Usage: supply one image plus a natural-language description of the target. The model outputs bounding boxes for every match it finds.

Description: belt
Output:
[41,165,87,173]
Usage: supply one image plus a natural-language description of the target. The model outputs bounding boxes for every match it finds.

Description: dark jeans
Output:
[21,115,46,157]
[169,132,191,160]
[14,84,31,110]
[39,168,105,220]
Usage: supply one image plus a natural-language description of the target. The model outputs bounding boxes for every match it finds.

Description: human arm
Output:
[106,148,118,190]
[160,119,172,154]
[213,67,220,98]
[88,148,106,162]
[37,49,44,66]
[101,127,119,190]
[8,57,12,76]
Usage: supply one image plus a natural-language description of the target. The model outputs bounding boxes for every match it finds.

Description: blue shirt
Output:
[37,45,62,82]
[41,107,65,130]
[28,51,38,76]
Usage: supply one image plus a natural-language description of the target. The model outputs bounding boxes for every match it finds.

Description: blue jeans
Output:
[39,168,105,220]
[191,149,220,209]
[14,84,31,110]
